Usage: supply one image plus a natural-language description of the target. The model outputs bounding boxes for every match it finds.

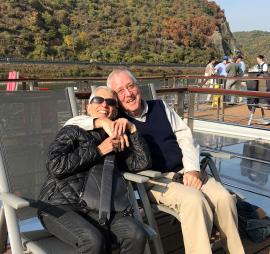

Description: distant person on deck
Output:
[38,86,150,254]
[237,55,246,74]
[256,55,270,107]
[215,55,229,78]
[225,56,242,104]
[256,54,268,73]
[215,56,229,89]
[204,56,216,102]
[65,69,245,254]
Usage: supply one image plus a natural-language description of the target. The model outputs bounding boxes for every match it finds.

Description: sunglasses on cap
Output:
[90,96,117,106]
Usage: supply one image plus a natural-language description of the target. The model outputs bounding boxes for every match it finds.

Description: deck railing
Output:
[1,75,270,129]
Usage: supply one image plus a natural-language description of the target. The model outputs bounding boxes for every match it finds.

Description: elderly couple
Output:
[38,69,245,254]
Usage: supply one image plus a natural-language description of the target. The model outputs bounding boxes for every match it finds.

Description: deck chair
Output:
[139,83,157,100]
[0,202,7,253]
[0,89,154,254]
[0,90,77,253]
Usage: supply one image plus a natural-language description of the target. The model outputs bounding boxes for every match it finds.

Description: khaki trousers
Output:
[147,173,245,254]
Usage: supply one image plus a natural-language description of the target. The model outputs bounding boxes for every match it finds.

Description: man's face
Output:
[110,72,142,116]
[257,57,262,64]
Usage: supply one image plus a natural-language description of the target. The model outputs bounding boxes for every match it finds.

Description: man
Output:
[65,69,244,254]
[237,55,246,74]
[215,55,229,77]
[225,56,242,104]
[256,54,268,73]
[256,55,270,107]
[215,56,229,89]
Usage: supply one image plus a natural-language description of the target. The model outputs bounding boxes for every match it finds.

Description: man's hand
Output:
[183,171,203,190]
[114,118,137,136]
[94,118,115,136]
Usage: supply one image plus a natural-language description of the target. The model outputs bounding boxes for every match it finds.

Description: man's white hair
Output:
[88,86,118,105]
[107,68,138,88]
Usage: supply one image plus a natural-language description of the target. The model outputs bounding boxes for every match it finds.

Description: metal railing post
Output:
[187,92,195,131]
[217,96,220,121]
[176,91,185,117]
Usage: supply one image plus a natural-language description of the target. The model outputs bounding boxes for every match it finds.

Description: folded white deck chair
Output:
[0,90,77,253]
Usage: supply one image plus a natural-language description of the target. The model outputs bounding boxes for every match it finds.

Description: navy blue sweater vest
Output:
[123,100,183,172]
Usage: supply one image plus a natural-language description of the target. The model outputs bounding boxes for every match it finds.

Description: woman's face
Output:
[86,89,118,119]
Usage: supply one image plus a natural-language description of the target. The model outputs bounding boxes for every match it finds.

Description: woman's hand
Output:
[95,118,136,151]
[97,135,123,156]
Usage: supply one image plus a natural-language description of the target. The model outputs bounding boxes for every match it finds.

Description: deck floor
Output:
[190,103,270,129]
[3,208,270,254]
[154,213,270,254]
[3,104,270,253]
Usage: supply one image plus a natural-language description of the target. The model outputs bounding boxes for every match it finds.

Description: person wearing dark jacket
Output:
[38,86,151,254]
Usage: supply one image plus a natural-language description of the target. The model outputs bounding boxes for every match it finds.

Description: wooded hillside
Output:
[234,31,270,69]
[0,0,236,64]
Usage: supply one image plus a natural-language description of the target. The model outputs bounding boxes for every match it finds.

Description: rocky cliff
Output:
[0,0,236,64]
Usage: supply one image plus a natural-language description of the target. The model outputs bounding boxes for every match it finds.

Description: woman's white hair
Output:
[107,68,137,87]
[88,86,118,105]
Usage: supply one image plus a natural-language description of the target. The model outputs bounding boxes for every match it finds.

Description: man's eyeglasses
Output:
[90,96,117,106]
[116,83,137,97]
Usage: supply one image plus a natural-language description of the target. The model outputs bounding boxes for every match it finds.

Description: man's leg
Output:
[229,80,239,104]
[110,215,147,254]
[148,175,213,254]
[225,80,235,103]
[38,205,106,254]
[201,177,245,254]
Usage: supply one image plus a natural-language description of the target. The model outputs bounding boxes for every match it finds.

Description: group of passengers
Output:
[204,54,268,104]
[38,69,245,253]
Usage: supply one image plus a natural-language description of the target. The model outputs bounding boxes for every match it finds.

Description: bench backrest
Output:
[139,83,157,100]
[0,90,73,219]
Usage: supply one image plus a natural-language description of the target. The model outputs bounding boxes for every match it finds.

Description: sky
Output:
[213,0,270,32]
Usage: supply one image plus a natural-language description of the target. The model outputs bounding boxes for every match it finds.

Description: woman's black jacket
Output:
[39,125,151,208]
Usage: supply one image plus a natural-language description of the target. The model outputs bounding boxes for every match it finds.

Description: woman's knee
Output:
[133,224,147,245]
[116,217,147,244]
[128,220,147,240]
[76,230,106,254]
[39,208,106,254]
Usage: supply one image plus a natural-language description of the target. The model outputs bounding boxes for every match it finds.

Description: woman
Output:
[38,86,151,254]
[204,57,216,102]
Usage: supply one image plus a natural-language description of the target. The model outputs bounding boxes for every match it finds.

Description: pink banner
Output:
[6,71,18,91]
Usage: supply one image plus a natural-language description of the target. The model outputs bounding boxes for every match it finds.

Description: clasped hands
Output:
[95,118,136,156]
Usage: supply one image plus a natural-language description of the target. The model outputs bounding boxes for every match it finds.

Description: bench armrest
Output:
[201,151,235,159]
[123,172,149,183]
[137,170,162,178]
[0,193,30,210]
